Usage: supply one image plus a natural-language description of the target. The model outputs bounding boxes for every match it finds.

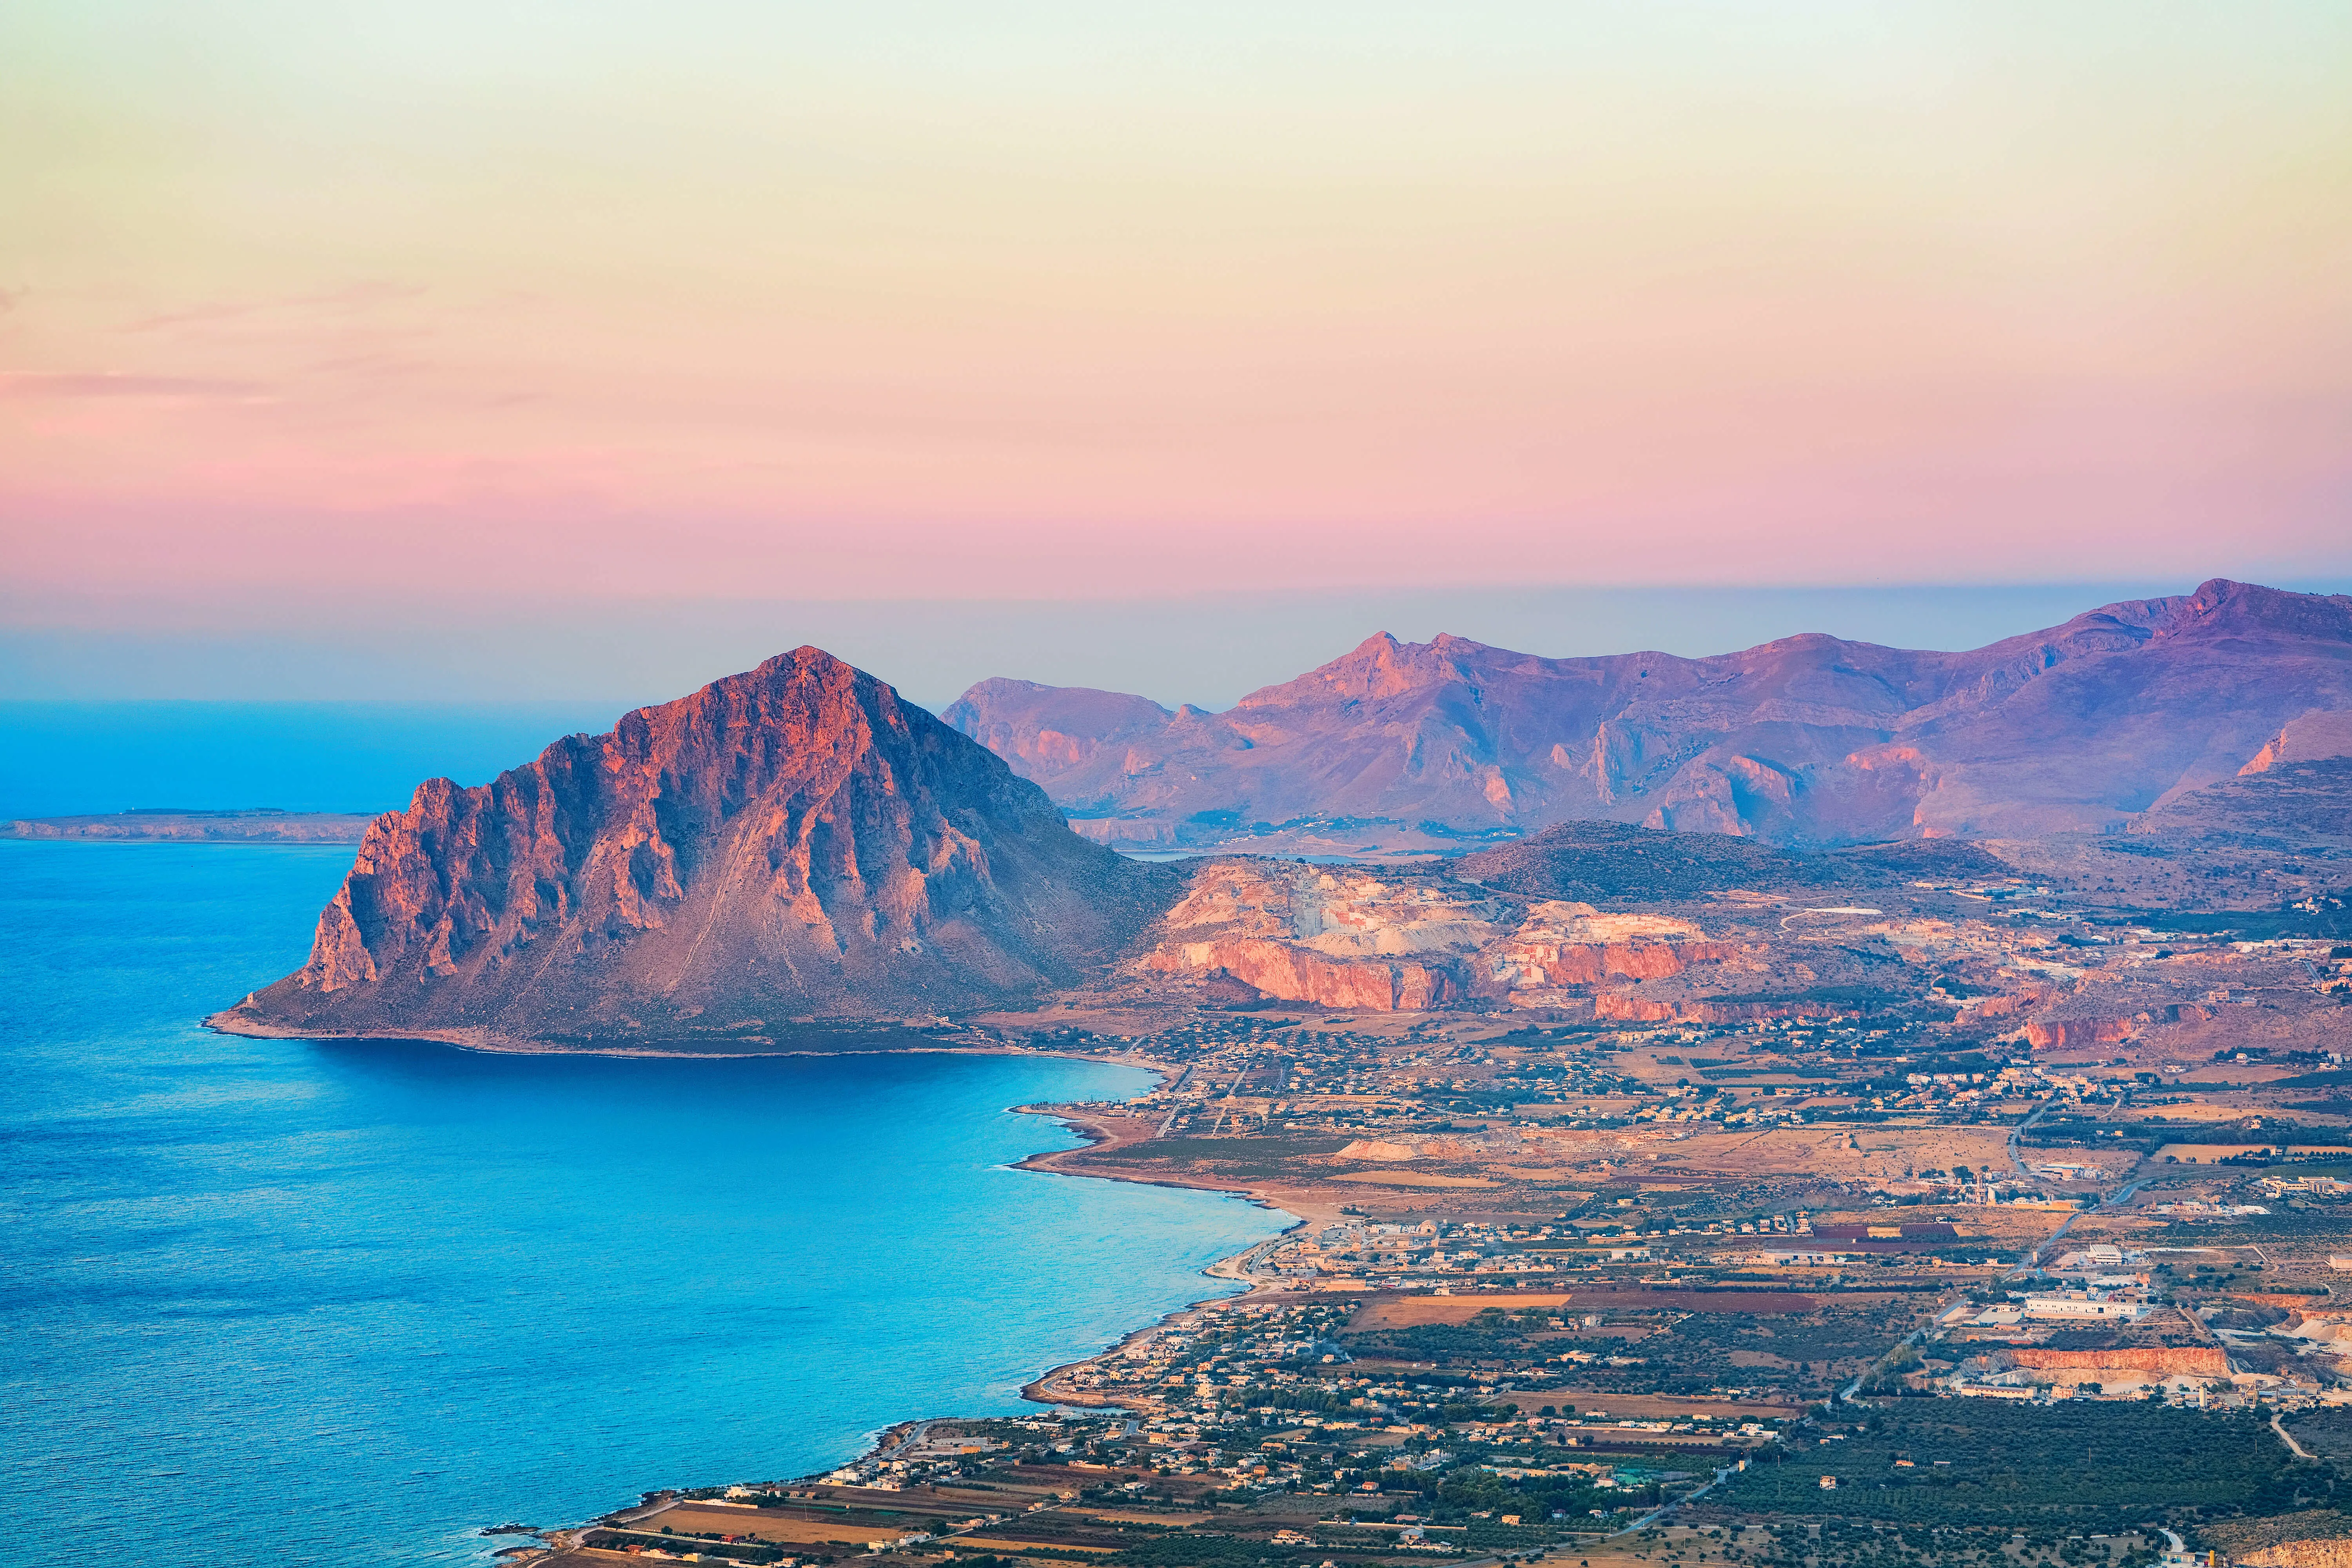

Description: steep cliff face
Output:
[2023,1014,2147,1050]
[221,648,1174,1043]
[948,580,2352,850]
[1485,902,1730,987]
[2240,710,2352,774]
[2009,1347,2228,1376]
[1134,861,1502,1011]
[1143,938,1458,1011]
[2238,1539,2352,1568]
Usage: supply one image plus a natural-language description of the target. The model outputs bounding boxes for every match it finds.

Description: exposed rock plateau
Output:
[946,579,2352,853]
[1138,862,1505,1011]
[1127,853,1919,1020]
[213,649,1174,1047]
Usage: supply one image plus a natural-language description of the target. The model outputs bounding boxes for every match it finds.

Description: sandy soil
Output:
[1349,1292,1579,1327]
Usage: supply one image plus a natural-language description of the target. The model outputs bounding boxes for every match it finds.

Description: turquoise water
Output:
[0,841,1280,1565]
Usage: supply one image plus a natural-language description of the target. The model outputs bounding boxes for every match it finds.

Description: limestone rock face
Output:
[1145,938,1457,1011]
[1486,902,1726,988]
[223,648,1174,1042]
[1131,853,1937,1018]
[2241,710,2352,774]
[2023,1013,2147,1051]
[1136,861,1503,1011]
[2009,1347,2228,1376]
[948,580,2352,849]
[2239,1540,2352,1568]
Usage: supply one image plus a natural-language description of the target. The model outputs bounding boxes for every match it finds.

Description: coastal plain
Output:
[506,845,2352,1568]
[138,579,2352,1568]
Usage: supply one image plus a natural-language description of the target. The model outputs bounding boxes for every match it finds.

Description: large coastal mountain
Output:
[216,648,1174,1046]
[944,579,2352,853]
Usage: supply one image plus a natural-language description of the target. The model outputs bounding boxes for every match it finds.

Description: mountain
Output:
[214,648,1175,1047]
[942,580,2352,853]
[1429,820,2016,904]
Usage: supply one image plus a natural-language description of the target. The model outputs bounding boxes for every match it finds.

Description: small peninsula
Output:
[1,807,379,843]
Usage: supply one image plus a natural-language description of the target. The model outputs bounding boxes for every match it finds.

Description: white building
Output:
[2020,1294,2150,1321]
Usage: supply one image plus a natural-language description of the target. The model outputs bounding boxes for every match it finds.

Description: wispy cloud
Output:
[0,373,270,400]
[124,281,426,336]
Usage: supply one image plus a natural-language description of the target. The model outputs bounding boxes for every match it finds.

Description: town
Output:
[525,906,2352,1568]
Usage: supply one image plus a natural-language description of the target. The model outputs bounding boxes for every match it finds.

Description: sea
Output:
[0,837,1283,1565]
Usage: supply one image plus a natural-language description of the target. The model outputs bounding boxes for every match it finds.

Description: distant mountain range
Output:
[215,648,1171,1046]
[209,581,2352,1042]
[944,579,2352,855]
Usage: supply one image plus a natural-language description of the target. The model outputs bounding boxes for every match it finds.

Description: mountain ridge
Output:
[942,579,2352,854]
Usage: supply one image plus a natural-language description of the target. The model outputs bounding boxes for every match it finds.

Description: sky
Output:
[3,2,2349,703]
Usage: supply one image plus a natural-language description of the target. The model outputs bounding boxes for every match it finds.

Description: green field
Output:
[1711,1402,2323,1527]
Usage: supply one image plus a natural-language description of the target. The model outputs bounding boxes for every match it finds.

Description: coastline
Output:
[202,1010,1132,1064]
[514,1059,1306,1565]
[198,1011,1308,1558]
[1006,1093,1307,1408]
[0,811,377,844]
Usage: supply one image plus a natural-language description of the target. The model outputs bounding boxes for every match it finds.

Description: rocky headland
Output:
[1,808,378,843]
[210,647,1178,1050]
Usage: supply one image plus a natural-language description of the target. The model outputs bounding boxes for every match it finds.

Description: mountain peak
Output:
[2071,579,2352,648]
[945,579,2352,853]
[1237,630,1470,708]
[221,648,1175,1045]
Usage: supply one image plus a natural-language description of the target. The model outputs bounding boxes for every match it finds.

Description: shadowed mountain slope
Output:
[217,648,1176,1045]
[1431,821,2016,904]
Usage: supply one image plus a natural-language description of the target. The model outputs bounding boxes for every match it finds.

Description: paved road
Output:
[1154,1065,1198,1138]
[2008,1096,2053,1181]
[1206,1234,1288,1284]
[2008,1151,2153,1276]
[884,1419,935,1456]
[1208,1049,1260,1135]
[1843,1291,1974,1403]
[1615,1459,1744,1535]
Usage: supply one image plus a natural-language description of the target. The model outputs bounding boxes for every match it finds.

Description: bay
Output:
[0,841,1279,1565]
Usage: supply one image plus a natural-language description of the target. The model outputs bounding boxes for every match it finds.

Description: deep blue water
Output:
[0,701,633,818]
[0,841,1280,1565]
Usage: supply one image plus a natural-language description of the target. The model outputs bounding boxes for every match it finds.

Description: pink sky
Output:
[5,4,2350,607]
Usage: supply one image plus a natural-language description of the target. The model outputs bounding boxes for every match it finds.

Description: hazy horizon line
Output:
[8,575,2348,715]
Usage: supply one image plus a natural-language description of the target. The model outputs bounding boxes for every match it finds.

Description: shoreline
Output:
[511,1053,1308,1563]
[196,1016,1308,1559]
[1005,1094,1307,1409]
[201,1010,1151,1065]
[205,1009,1292,1558]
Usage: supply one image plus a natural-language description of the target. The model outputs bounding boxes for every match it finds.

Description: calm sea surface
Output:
[0,840,1281,1565]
